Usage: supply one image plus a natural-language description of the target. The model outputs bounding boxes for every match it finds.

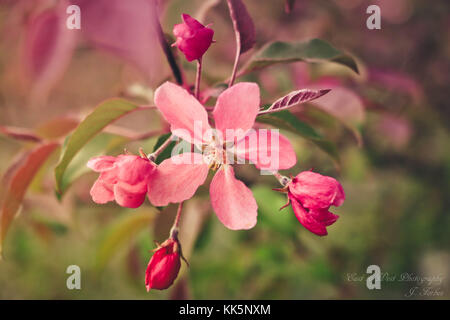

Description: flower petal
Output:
[147,153,209,206]
[213,82,259,141]
[115,155,155,185]
[154,82,211,143]
[288,171,345,209]
[235,129,296,171]
[90,178,114,204]
[87,156,117,172]
[113,180,147,208]
[210,165,257,230]
[289,193,328,236]
[310,208,339,227]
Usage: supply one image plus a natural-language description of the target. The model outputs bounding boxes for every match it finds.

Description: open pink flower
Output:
[172,13,214,62]
[148,81,297,230]
[284,171,345,236]
[87,154,155,208]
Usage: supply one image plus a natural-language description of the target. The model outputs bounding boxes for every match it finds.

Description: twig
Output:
[148,134,176,161]
[152,4,183,85]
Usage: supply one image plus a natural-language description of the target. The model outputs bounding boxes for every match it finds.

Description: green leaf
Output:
[241,39,358,74]
[54,98,141,197]
[57,133,127,197]
[258,110,322,140]
[257,110,340,165]
[252,186,297,237]
[152,133,177,164]
[0,143,59,257]
[95,209,157,271]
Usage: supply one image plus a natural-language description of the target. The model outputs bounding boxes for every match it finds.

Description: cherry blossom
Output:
[148,81,297,230]
[87,154,155,208]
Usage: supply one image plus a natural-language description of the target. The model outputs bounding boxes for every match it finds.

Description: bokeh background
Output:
[0,0,449,299]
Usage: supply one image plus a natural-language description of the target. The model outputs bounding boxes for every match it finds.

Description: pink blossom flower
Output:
[285,171,345,236]
[148,81,297,230]
[87,154,155,208]
[145,238,181,291]
[172,13,214,62]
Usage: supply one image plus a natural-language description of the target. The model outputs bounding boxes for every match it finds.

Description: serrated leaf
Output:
[257,110,340,165]
[0,142,59,257]
[260,88,331,114]
[226,0,256,54]
[95,209,157,271]
[54,98,141,197]
[242,39,358,75]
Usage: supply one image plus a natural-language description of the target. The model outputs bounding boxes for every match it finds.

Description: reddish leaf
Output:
[0,125,42,143]
[284,0,296,13]
[35,116,79,140]
[226,0,256,54]
[260,89,331,114]
[22,1,77,103]
[0,142,59,257]
[72,0,160,81]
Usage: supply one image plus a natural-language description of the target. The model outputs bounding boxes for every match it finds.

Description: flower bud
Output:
[87,154,156,208]
[281,171,345,236]
[145,238,181,291]
[172,13,214,62]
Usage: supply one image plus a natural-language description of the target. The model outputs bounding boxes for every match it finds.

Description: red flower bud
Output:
[172,13,214,62]
[287,171,345,236]
[145,238,181,291]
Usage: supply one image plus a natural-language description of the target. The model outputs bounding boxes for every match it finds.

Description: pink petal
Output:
[210,165,257,230]
[147,153,209,207]
[113,180,147,208]
[213,82,259,141]
[181,13,204,30]
[332,183,345,207]
[177,27,214,62]
[87,156,117,172]
[288,171,345,209]
[311,208,339,227]
[289,193,328,236]
[235,129,296,171]
[115,155,155,185]
[154,82,211,143]
[90,178,114,204]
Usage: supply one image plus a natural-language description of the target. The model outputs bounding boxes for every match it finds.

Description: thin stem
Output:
[229,46,240,87]
[274,172,290,186]
[174,202,183,228]
[170,202,183,239]
[152,5,183,85]
[148,134,175,161]
[194,58,202,99]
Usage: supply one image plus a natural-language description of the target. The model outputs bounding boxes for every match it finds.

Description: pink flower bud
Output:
[145,238,181,291]
[87,154,156,208]
[286,171,345,236]
[172,13,214,62]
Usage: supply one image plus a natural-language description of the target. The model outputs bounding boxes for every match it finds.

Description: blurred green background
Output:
[0,0,449,299]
